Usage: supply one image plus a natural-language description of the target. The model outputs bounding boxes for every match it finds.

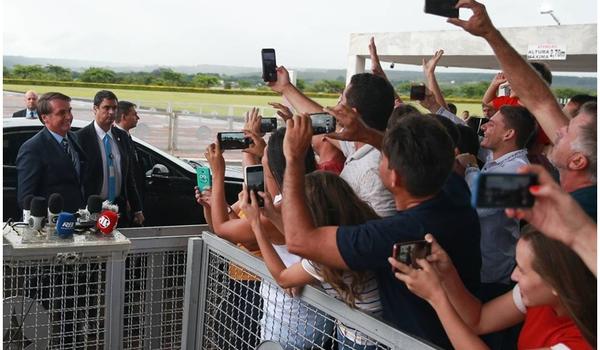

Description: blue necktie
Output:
[61,138,79,176]
[103,134,116,202]
[29,111,34,119]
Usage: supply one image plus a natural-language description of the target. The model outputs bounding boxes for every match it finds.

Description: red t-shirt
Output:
[491,96,552,145]
[518,306,592,350]
[317,159,345,175]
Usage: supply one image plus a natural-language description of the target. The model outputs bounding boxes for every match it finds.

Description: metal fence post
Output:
[181,237,204,350]
[168,112,177,154]
[104,250,128,350]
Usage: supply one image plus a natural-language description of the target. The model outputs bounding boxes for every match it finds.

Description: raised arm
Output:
[323,104,384,151]
[448,0,568,142]
[423,49,448,109]
[482,72,507,106]
[369,37,401,102]
[268,66,323,114]
[281,115,348,269]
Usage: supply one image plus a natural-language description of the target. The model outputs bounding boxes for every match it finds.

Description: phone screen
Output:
[474,173,538,208]
[424,0,459,18]
[196,167,212,192]
[262,49,277,82]
[310,113,336,135]
[410,85,426,101]
[260,118,278,133]
[245,165,265,207]
[392,240,431,269]
[217,132,251,150]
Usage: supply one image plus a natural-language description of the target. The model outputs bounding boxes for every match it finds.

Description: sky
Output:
[3,0,598,71]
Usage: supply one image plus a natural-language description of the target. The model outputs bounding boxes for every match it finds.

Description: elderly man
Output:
[12,90,39,119]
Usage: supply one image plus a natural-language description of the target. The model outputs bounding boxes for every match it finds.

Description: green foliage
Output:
[395,82,412,95]
[12,64,48,80]
[552,87,595,99]
[296,78,306,91]
[79,67,118,83]
[3,66,11,78]
[45,65,73,81]
[193,74,221,88]
[306,79,345,93]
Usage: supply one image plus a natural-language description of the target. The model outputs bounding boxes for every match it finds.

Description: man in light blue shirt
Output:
[456,105,537,294]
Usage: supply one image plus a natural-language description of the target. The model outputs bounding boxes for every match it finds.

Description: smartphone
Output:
[262,48,277,83]
[424,0,459,18]
[217,132,253,150]
[196,166,212,192]
[472,173,539,208]
[310,113,336,135]
[244,165,265,207]
[392,240,432,269]
[410,85,426,101]
[260,117,278,133]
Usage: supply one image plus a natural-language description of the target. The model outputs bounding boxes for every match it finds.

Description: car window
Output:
[135,144,187,178]
[4,130,38,166]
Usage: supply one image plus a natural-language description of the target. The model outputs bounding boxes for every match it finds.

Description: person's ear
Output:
[390,168,402,188]
[503,128,516,142]
[568,152,589,172]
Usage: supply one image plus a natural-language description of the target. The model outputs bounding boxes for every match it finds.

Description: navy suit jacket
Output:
[12,109,27,118]
[76,122,142,214]
[16,128,86,212]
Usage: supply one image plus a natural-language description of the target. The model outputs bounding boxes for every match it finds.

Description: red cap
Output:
[97,210,118,235]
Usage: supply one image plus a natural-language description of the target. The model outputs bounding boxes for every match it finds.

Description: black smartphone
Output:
[424,0,459,18]
[262,48,277,83]
[310,113,336,135]
[244,165,265,207]
[260,117,278,133]
[392,240,432,269]
[217,132,253,150]
[410,85,426,101]
[472,173,539,208]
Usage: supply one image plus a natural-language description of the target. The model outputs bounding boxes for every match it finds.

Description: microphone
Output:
[28,197,47,231]
[96,210,118,235]
[55,212,76,238]
[22,194,34,222]
[87,195,104,222]
[47,193,64,229]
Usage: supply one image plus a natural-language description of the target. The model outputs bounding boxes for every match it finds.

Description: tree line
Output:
[3,64,593,98]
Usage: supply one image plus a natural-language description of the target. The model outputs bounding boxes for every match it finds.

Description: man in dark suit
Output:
[114,101,146,206]
[16,92,86,212]
[12,90,39,119]
[76,90,144,227]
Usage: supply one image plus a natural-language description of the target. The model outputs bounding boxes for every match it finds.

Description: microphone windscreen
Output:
[30,197,47,217]
[96,210,118,235]
[23,194,34,210]
[48,193,64,213]
[87,195,104,214]
[56,212,76,237]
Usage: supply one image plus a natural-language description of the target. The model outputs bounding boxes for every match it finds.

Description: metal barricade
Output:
[182,233,438,350]
[3,224,205,350]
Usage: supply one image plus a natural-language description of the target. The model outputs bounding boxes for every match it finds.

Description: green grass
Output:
[4,83,486,117]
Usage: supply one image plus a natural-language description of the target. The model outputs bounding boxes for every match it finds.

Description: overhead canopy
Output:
[347,24,597,81]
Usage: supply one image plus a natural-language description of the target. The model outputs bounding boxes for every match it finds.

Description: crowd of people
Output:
[194,1,597,349]
[11,0,596,349]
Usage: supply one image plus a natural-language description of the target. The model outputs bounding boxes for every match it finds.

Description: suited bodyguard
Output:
[12,90,39,119]
[76,90,144,227]
[16,92,86,213]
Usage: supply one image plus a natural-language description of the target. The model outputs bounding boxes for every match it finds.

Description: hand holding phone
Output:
[392,240,432,269]
[260,117,278,133]
[424,0,459,18]
[196,166,212,192]
[245,165,265,207]
[310,113,336,135]
[217,132,253,150]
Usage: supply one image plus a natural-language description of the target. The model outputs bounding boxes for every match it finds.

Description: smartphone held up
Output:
[392,240,432,269]
[424,0,459,18]
[262,48,277,83]
[244,165,265,207]
[309,113,336,135]
[472,173,539,208]
[217,132,253,150]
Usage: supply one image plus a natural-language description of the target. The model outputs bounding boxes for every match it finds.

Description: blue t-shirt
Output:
[570,185,596,221]
[336,175,481,348]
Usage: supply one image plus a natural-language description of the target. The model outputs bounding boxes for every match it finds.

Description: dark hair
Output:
[304,171,380,307]
[93,90,118,107]
[37,92,71,124]
[521,227,596,346]
[387,104,421,129]
[267,127,317,188]
[345,73,395,131]
[432,114,460,150]
[570,94,597,106]
[382,115,454,197]
[456,124,480,156]
[116,101,136,123]
[447,103,457,114]
[530,62,552,86]
[499,105,537,149]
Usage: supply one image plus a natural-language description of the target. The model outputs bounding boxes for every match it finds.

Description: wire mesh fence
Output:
[3,256,107,350]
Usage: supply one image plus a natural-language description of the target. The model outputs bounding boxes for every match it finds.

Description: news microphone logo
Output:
[56,212,76,238]
[96,210,118,235]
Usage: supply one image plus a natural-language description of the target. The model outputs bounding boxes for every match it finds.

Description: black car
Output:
[3,118,243,226]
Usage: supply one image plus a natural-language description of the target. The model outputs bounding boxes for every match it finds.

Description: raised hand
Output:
[446,0,497,39]
[389,255,446,305]
[423,49,444,75]
[323,104,369,142]
[244,107,262,135]
[268,102,294,122]
[205,142,225,177]
[194,186,212,208]
[267,66,292,94]
[242,129,267,158]
[283,114,313,161]
[369,36,385,78]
